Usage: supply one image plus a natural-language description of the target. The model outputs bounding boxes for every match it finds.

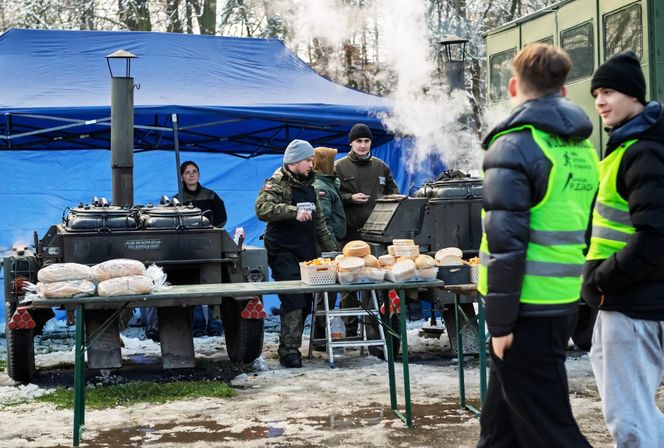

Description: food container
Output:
[337,267,385,285]
[437,265,471,285]
[299,263,337,285]
[385,267,437,283]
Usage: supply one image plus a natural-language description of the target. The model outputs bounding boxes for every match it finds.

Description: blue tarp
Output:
[0,29,442,323]
[0,28,395,153]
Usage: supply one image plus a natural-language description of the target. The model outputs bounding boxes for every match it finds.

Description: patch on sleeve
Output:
[263,183,273,190]
[318,191,326,197]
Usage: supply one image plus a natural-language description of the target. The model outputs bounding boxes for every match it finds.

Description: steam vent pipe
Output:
[108,50,136,208]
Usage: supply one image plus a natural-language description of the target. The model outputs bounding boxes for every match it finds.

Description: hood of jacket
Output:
[314,147,337,175]
[605,101,664,155]
[482,94,593,149]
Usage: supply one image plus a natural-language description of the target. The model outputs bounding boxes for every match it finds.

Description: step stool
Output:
[308,289,388,368]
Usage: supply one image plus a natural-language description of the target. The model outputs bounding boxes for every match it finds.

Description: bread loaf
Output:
[362,254,380,268]
[337,256,365,272]
[37,279,96,298]
[92,259,146,282]
[342,240,371,258]
[415,254,436,269]
[98,275,153,297]
[38,263,93,283]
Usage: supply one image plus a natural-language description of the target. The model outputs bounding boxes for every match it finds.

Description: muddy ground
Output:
[0,322,661,447]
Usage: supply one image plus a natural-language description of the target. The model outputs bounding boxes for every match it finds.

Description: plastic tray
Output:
[337,268,385,285]
[384,268,437,283]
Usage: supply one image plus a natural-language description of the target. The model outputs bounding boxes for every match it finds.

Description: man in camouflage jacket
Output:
[255,139,337,368]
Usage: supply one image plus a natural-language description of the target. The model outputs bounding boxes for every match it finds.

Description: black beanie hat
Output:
[590,51,646,105]
[348,123,373,143]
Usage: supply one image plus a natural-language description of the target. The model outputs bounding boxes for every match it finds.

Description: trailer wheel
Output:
[572,305,597,351]
[221,297,264,364]
[5,304,36,384]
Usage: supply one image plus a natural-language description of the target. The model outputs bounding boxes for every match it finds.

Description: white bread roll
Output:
[437,255,464,266]
[342,240,371,258]
[362,254,380,268]
[378,254,396,266]
[392,239,415,246]
[392,259,416,276]
[435,247,463,261]
[387,245,396,256]
[415,254,436,269]
[337,256,365,272]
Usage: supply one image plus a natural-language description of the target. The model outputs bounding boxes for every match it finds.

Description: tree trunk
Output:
[167,0,183,33]
[199,0,217,35]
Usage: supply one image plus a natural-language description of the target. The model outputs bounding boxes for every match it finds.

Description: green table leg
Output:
[454,294,466,409]
[73,304,86,446]
[399,289,412,428]
[477,294,487,406]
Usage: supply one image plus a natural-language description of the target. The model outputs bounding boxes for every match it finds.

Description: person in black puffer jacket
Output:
[477,44,596,448]
[175,160,227,337]
[582,51,664,446]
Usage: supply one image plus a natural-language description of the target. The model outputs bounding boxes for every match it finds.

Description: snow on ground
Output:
[0,317,644,447]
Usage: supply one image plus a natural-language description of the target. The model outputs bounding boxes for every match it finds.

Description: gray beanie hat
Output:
[283,139,315,164]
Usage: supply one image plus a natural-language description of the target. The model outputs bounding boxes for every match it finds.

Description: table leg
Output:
[454,294,466,410]
[73,304,86,446]
[399,289,413,428]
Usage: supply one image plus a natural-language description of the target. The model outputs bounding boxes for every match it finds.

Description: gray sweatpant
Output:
[590,310,664,447]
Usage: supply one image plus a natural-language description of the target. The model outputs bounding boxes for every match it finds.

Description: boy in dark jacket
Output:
[583,51,664,446]
[477,43,596,447]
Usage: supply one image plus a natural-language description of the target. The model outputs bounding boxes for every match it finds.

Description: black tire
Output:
[221,297,264,364]
[367,313,401,360]
[572,305,598,351]
[5,304,36,383]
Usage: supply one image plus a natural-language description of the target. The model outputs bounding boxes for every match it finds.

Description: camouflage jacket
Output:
[255,166,337,252]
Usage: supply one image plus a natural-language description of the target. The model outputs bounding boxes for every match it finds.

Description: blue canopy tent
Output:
[0,29,440,323]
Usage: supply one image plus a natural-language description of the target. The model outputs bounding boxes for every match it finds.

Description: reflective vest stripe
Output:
[591,225,632,243]
[595,202,631,225]
[525,260,583,277]
[529,229,586,245]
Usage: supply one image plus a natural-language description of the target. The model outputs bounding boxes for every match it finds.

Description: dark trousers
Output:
[477,313,591,448]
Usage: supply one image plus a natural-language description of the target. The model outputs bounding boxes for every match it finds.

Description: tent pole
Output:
[172,114,183,200]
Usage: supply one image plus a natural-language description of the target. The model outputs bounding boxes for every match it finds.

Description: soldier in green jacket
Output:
[335,123,399,336]
[255,139,337,368]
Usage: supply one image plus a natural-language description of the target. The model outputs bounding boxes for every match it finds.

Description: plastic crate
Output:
[299,263,337,285]
[437,265,470,285]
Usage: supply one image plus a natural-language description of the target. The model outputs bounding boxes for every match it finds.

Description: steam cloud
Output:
[268,0,483,175]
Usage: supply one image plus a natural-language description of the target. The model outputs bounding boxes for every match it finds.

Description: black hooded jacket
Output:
[481,94,594,337]
[581,102,664,321]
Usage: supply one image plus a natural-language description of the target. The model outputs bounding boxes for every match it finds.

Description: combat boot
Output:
[278,308,305,368]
